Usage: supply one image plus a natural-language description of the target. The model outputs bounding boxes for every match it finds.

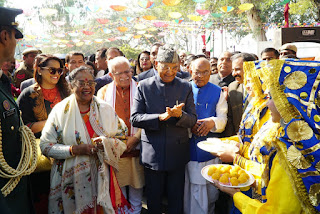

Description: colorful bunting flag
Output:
[138,0,155,8]
[110,5,127,11]
[97,19,109,24]
[162,0,181,6]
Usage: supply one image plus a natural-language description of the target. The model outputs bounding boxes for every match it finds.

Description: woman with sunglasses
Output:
[134,51,152,76]
[17,54,70,214]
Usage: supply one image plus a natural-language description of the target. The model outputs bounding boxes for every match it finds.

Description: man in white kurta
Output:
[184,58,227,214]
[97,56,144,214]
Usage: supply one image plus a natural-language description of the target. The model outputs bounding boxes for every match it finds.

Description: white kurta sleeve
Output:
[210,91,228,133]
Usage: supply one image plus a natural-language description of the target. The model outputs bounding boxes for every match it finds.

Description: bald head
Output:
[191,58,211,87]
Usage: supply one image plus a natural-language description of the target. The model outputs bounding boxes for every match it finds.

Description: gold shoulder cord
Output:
[0,117,38,196]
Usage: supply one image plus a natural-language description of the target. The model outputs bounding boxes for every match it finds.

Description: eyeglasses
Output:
[41,67,63,75]
[158,64,179,72]
[75,80,96,88]
[194,71,210,77]
[113,70,132,76]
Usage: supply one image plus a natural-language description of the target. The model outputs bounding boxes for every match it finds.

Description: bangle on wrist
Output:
[70,145,75,156]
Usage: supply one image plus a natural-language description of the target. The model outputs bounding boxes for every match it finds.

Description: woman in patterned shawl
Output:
[40,66,130,214]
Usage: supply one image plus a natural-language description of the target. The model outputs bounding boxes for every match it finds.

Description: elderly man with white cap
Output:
[131,45,197,214]
[14,47,41,88]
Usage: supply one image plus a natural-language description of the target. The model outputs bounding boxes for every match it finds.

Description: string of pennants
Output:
[17,0,314,49]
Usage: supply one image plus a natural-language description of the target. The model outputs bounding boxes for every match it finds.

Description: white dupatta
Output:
[40,94,127,214]
[104,79,138,136]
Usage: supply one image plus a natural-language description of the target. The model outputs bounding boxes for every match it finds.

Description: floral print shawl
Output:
[40,94,127,214]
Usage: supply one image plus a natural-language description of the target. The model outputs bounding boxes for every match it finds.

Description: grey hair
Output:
[68,66,94,83]
[108,56,130,73]
[231,53,256,62]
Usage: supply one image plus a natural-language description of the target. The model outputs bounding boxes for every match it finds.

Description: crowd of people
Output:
[1,5,320,214]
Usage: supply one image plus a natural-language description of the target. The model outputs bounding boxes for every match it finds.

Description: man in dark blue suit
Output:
[131,45,197,214]
[137,43,190,82]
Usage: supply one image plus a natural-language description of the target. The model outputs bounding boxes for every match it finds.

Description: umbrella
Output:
[110,5,127,11]
[138,0,155,8]
[120,17,134,22]
[163,0,181,6]
[280,0,290,5]
[211,13,223,18]
[174,18,184,24]
[143,15,157,20]
[82,31,94,35]
[196,9,210,15]
[117,26,128,32]
[154,22,169,27]
[97,19,109,24]
[187,15,203,21]
[86,5,101,13]
[238,3,254,11]
[204,22,213,28]
[220,6,234,12]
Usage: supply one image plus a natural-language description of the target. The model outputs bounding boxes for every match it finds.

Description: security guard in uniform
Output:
[14,47,42,88]
[0,7,36,214]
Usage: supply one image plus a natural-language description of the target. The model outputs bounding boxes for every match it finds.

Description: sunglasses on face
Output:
[41,67,64,75]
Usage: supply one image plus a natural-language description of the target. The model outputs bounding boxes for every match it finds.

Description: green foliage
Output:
[290,0,318,22]
[120,44,142,60]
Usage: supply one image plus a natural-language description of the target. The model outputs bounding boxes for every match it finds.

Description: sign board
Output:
[281,27,320,44]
